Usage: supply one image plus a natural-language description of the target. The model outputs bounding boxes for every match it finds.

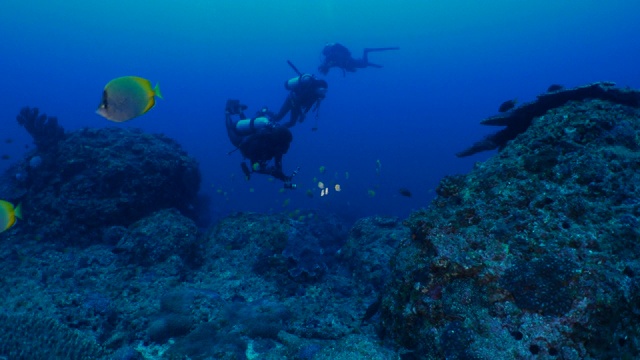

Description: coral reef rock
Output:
[0,206,403,358]
[114,208,202,268]
[383,96,640,359]
[13,124,201,246]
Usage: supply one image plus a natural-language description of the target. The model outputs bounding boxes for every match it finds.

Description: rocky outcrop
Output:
[457,82,640,157]
[384,97,640,359]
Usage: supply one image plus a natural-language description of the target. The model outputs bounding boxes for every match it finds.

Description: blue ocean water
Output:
[1,0,639,222]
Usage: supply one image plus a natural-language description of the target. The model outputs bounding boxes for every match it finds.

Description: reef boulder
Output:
[383,96,640,359]
[16,126,201,246]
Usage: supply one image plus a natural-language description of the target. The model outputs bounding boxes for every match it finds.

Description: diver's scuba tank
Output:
[235,117,271,135]
[285,74,328,99]
[285,74,314,91]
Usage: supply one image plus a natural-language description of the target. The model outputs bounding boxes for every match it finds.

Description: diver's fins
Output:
[226,99,247,115]
[364,47,400,52]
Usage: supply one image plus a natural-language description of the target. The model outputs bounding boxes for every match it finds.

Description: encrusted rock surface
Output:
[383,98,640,359]
[6,121,201,245]
[4,91,640,359]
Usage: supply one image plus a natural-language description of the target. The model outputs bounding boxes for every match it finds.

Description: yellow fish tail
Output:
[153,83,163,100]
[14,203,22,220]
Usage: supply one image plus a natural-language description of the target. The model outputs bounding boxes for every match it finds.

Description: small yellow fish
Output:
[97,76,163,122]
[0,200,22,233]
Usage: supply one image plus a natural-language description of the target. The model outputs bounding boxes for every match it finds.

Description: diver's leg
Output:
[362,47,400,65]
[272,95,294,123]
[285,107,301,128]
[363,47,400,53]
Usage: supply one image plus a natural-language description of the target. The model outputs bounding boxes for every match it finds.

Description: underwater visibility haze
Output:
[1,0,638,221]
[1,1,640,359]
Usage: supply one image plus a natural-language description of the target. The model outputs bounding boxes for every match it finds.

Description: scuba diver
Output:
[318,43,400,75]
[272,61,328,129]
[225,99,298,189]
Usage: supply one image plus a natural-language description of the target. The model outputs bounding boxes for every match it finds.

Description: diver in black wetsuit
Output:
[271,73,328,129]
[225,99,298,189]
[318,43,400,75]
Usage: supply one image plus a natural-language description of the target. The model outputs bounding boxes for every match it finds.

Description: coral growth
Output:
[0,312,104,359]
[213,211,348,285]
[114,208,202,268]
[12,115,201,245]
[0,209,400,358]
[16,106,65,150]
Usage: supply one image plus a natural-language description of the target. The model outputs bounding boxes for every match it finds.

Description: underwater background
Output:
[3,2,640,359]
[2,0,638,223]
